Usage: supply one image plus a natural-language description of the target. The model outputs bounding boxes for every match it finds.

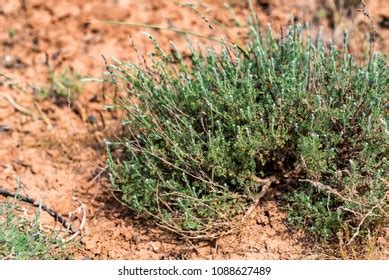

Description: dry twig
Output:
[4,94,34,117]
[299,179,367,207]
[0,187,76,233]
[347,198,385,245]
[65,197,87,243]
[243,175,277,220]
[33,101,53,129]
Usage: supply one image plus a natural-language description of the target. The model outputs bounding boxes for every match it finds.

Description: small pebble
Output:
[1,55,25,69]
[3,55,14,68]
[0,124,11,132]
[87,114,96,124]
[89,95,99,103]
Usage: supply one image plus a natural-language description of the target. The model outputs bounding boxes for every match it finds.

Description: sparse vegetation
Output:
[0,197,72,260]
[106,23,388,254]
[39,68,83,107]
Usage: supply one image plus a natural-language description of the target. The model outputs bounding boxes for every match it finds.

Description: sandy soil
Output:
[0,0,387,259]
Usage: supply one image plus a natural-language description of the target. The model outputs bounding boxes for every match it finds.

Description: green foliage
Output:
[107,25,388,242]
[284,188,344,240]
[8,28,16,39]
[39,68,83,106]
[0,199,71,259]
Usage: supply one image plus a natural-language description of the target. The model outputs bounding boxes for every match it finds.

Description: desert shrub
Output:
[106,24,388,243]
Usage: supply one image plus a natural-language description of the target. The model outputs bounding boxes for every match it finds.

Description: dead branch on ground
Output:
[0,187,76,234]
